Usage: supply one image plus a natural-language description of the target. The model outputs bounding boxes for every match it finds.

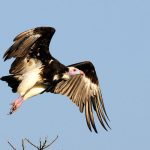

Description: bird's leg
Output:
[9,96,24,115]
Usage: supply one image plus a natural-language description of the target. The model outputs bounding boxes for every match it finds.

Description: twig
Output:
[25,136,58,150]
[22,139,25,150]
[25,138,39,149]
[7,141,16,150]
[44,135,58,149]
[41,137,47,149]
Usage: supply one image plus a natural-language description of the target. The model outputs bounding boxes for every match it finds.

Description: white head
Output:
[68,67,84,76]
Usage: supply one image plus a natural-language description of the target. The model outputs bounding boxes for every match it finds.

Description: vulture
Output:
[1,26,110,133]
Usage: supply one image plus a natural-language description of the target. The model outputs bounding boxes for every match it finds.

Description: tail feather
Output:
[1,75,20,93]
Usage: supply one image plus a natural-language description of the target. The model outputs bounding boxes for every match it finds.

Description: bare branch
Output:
[8,136,58,150]
[25,136,58,150]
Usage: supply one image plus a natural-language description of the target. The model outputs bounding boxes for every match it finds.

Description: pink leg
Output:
[9,96,24,115]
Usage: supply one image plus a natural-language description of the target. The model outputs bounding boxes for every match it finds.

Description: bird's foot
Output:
[9,96,24,115]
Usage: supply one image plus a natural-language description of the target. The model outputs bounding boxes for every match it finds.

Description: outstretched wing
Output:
[3,27,55,75]
[3,26,55,61]
[53,61,110,133]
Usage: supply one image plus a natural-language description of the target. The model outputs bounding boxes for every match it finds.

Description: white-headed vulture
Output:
[1,27,110,133]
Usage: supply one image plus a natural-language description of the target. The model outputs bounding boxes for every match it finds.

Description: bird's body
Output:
[1,26,110,133]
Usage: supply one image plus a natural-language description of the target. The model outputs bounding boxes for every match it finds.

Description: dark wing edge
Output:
[3,26,55,61]
[53,61,110,133]
[68,61,110,120]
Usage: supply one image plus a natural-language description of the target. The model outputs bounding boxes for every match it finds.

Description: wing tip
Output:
[3,26,55,61]
[33,26,56,37]
[13,26,56,42]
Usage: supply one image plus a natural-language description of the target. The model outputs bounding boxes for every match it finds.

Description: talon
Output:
[9,97,24,115]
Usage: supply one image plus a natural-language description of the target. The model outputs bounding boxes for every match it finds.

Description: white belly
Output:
[17,67,42,96]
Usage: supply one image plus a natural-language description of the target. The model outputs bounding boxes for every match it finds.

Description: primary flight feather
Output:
[1,26,110,133]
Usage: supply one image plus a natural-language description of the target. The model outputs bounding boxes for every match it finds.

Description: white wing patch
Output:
[49,59,53,64]
[53,75,59,80]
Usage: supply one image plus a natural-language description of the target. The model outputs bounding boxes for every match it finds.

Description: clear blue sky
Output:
[0,0,150,149]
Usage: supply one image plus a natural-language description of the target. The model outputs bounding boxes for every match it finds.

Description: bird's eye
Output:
[73,69,76,72]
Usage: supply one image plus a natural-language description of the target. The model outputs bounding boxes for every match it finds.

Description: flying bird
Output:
[1,27,110,133]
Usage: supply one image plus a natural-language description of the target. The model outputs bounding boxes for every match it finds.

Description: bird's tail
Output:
[0,75,20,93]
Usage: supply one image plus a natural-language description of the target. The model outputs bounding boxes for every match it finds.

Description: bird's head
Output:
[68,67,84,76]
[62,67,84,80]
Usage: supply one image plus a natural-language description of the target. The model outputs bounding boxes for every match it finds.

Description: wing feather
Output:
[85,100,92,132]
[79,100,84,113]
[88,99,97,133]
[3,27,56,76]
[13,29,33,41]
[53,62,110,133]
[3,34,41,60]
